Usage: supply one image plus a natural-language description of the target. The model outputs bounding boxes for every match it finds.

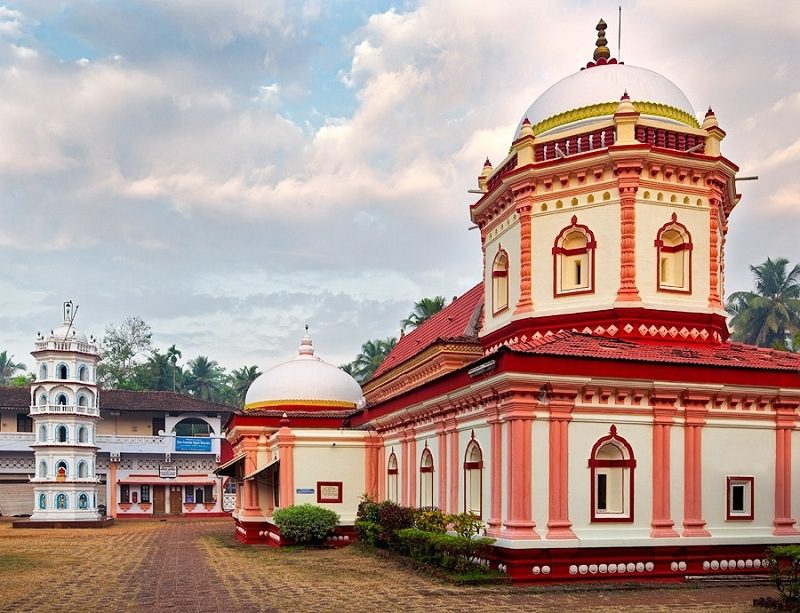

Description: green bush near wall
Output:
[273,504,340,545]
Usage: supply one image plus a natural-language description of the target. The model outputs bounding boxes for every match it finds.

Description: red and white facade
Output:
[223,22,800,582]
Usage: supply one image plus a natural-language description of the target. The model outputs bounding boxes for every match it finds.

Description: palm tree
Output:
[183,356,226,401]
[166,344,182,392]
[230,365,262,408]
[401,296,447,331]
[0,351,26,384]
[352,337,397,383]
[726,257,800,349]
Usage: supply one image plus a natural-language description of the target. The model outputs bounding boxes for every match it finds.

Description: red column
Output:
[240,436,262,517]
[650,390,679,537]
[485,405,503,536]
[377,440,387,501]
[546,387,576,539]
[363,432,382,499]
[682,394,710,537]
[774,399,800,535]
[437,425,447,512]
[614,161,643,302]
[502,394,539,539]
[513,185,534,315]
[446,417,459,513]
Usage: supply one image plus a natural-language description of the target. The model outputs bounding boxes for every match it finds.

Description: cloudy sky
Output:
[0,0,798,374]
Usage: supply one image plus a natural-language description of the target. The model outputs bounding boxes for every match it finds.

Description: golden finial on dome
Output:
[593,18,610,62]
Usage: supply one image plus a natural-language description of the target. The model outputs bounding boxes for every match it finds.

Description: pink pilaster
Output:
[408,432,417,508]
[277,426,295,510]
[486,405,503,536]
[513,184,535,315]
[546,387,577,539]
[682,394,710,537]
[400,433,409,506]
[437,425,448,512]
[650,391,679,537]
[363,432,382,499]
[774,399,800,535]
[240,436,262,517]
[502,395,539,539]
[614,161,643,302]
[446,417,459,513]
[377,442,387,501]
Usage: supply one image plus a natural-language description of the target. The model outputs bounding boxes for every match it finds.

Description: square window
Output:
[726,476,753,520]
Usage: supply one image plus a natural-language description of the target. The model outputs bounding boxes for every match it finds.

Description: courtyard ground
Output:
[0,518,776,612]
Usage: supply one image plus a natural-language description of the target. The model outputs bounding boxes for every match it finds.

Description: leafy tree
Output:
[230,365,262,408]
[401,296,446,332]
[132,351,177,391]
[98,316,153,388]
[8,372,35,387]
[352,337,397,383]
[726,257,800,349]
[183,356,227,402]
[0,351,26,384]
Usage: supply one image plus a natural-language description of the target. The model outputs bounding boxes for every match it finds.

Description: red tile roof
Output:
[370,283,484,380]
[0,386,234,413]
[504,331,800,371]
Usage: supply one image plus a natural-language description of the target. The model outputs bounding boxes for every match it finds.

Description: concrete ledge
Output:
[12,517,115,529]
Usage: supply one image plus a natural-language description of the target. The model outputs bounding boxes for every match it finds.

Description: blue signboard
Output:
[296,488,315,495]
[175,436,212,452]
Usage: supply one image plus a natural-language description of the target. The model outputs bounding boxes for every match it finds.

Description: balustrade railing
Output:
[29,404,100,417]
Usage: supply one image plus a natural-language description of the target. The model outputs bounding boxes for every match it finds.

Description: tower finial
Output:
[299,324,315,357]
[593,18,610,62]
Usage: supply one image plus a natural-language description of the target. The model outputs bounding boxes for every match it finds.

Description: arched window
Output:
[78,365,88,382]
[419,448,434,508]
[655,213,692,292]
[38,425,47,442]
[172,418,213,437]
[38,460,47,478]
[39,363,47,380]
[78,461,88,478]
[553,216,596,296]
[56,425,68,443]
[463,440,483,518]
[77,395,88,408]
[56,493,67,509]
[491,249,509,314]
[56,461,68,480]
[588,425,636,522]
[387,452,399,503]
[78,426,88,443]
[78,493,89,509]
[38,393,47,407]
[57,363,68,380]
[56,394,68,406]
[195,487,205,504]
[38,493,46,510]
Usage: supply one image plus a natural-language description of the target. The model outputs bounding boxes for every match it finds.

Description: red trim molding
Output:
[316,481,343,504]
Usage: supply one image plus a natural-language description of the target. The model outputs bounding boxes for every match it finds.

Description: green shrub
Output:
[272,504,340,545]
[768,545,800,606]
[448,512,484,538]
[354,519,382,547]
[397,528,495,573]
[414,507,448,533]
[357,493,381,523]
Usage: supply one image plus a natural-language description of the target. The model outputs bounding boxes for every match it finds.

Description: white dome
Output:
[244,331,365,411]
[515,63,696,138]
[49,323,88,344]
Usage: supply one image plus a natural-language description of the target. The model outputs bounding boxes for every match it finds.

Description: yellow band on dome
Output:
[530,101,699,136]
[244,398,357,411]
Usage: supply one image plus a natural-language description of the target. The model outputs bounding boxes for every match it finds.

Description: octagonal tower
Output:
[29,301,101,521]
[472,20,738,351]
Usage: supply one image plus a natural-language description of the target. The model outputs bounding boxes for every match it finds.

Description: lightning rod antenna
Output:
[618,6,622,61]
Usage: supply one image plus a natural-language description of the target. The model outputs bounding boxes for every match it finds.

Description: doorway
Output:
[153,486,166,514]
[170,485,182,514]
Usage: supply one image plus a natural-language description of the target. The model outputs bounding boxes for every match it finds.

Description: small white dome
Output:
[515,63,696,138]
[245,330,365,411]
[49,323,88,344]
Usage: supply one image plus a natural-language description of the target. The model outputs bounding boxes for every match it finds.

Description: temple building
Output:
[223,19,800,582]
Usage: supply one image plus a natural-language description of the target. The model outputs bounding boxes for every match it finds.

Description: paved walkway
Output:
[0,519,776,611]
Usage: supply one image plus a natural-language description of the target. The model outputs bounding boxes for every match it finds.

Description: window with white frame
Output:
[387,451,399,503]
[553,216,596,295]
[588,425,636,522]
[463,440,483,518]
[727,476,754,520]
[655,214,692,292]
[491,249,509,314]
[419,448,434,508]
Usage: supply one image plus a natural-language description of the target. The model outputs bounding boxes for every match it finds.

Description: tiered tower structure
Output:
[472,20,737,352]
[29,301,101,521]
